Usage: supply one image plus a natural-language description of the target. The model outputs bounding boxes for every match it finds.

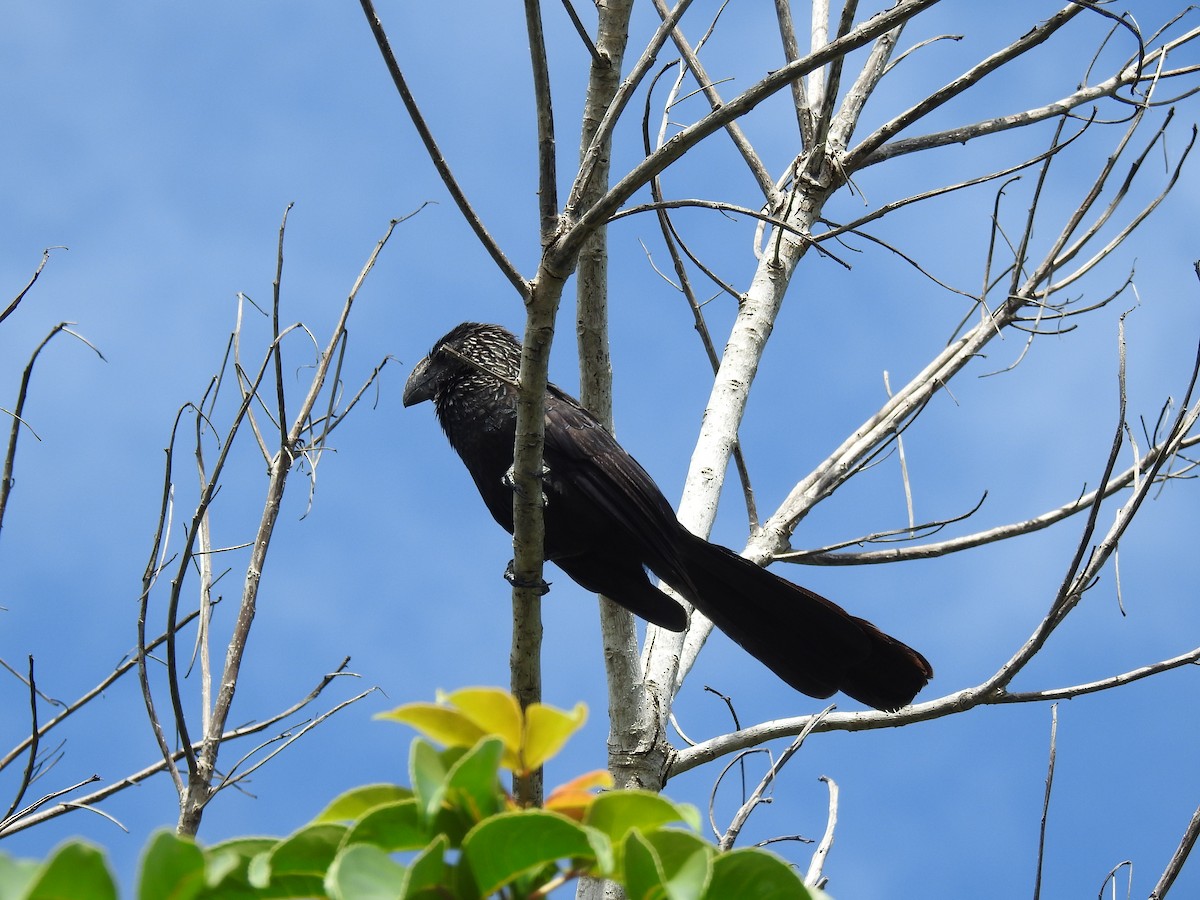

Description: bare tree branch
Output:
[570,2,673,820]
[2,323,105,540]
[783,431,1200,567]
[1,661,369,836]
[843,4,1088,171]
[670,644,1200,779]
[0,247,64,327]
[805,775,838,890]
[567,0,697,221]
[525,0,558,245]
[857,23,1200,170]
[3,658,41,824]
[356,0,529,300]
[672,322,1200,776]
[650,0,777,203]
[1032,705,1058,900]
[552,0,943,269]
[1151,802,1200,899]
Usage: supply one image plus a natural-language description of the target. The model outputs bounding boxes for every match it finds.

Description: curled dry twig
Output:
[717,705,834,851]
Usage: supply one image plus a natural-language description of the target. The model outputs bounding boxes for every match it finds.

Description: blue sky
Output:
[2,3,1199,897]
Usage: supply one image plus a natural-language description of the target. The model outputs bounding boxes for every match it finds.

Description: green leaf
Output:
[138,831,205,900]
[249,822,346,888]
[324,844,406,900]
[400,835,448,898]
[324,844,417,900]
[409,738,449,825]
[623,829,666,900]
[442,737,506,824]
[463,809,602,896]
[708,847,815,900]
[203,837,278,861]
[343,799,428,852]
[383,689,590,775]
[585,791,696,845]
[241,872,325,898]
[622,829,712,900]
[25,841,117,900]
[0,852,40,900]
[201,850,245,890]
[315,784,414,824]
[198,839,275,893]
[647,831,712,900]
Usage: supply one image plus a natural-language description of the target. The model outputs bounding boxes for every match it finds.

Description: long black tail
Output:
[674,533,932,711]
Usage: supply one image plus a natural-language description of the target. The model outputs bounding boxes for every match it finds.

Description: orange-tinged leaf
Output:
[548,769,614,798]
[545,769,614,821]
[544,793,595,821]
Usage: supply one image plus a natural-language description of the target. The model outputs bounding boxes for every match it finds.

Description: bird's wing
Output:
[542,387,690,578]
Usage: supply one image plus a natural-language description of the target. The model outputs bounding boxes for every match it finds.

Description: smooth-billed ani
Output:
[403,322,932,711]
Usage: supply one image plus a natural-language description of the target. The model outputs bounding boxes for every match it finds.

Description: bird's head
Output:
[402,322,523,408]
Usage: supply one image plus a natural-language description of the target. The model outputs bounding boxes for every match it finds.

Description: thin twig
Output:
[773,0,813,147]
[558,0,601,63]
[0,776,101,837]
[1032,704,1058,900]
[2,662,368,836]
[271,204,292,447]
[1,324,104,539]
[555,0,944,271]
[1150,802,1200,899]
[1,247,65,326]
[568,0,698,220]
[356,0,528,300]
[639,77,760,529]
[2,657,40,822]
[785,431,1200,566]
[525,0,558,244]
[649,0,776,202]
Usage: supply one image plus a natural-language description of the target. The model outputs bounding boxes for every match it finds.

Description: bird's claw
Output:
[504,560,551,595]
[503,462,550,507]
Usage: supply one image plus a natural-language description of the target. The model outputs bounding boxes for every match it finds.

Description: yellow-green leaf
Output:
[379,703,489,750]
[441,687,523,750]
[521,702,587,771]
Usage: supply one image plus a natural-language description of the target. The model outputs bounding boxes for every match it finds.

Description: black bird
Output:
[403,322,932,711]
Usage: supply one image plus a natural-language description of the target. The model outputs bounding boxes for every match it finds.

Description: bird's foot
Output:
[502,462,550,506]
[504,560,551,595]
